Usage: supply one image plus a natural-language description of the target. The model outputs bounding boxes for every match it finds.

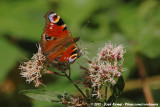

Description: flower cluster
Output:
[19,45,46,87]
[90,43,125,85]
[82,42,125,98]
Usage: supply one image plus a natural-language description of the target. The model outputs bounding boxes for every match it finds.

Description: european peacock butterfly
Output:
[40,11,80,65]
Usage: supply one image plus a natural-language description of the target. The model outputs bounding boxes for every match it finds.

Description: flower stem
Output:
[68,69,71,77]
[104,85,108,102]
[46,71,65,76]
[64,72,87,99]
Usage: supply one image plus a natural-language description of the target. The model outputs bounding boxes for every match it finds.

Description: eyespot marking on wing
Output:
[68,54,77,63]
[68,48,78,63]
[62,24,67,31]
[45,35,52,41]
[45,34,57,41]
[56,18,65,26]
[71,49,78,56]
[48,12,60,23]
[55,57,60,61]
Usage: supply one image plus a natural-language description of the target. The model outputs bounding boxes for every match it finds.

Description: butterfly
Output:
[40,11,80,65]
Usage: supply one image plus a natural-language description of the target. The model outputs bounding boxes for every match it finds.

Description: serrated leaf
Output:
[21,89,63,103]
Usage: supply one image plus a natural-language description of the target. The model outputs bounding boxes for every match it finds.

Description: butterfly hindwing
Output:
[58,44,78,63]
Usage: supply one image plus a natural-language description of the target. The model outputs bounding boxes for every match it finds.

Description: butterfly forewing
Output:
[40,11,79,64]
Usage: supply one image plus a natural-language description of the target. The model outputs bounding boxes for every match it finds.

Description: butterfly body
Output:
[40,11,79,64]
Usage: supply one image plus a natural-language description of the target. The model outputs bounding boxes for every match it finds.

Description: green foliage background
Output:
[0,0,160,107]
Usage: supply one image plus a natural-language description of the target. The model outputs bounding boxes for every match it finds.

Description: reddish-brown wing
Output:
[40,11,79,63]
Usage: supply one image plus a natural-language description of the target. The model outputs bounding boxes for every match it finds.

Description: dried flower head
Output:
[19,45,46,87]
[61,94,88,107]
[79,48,89,59]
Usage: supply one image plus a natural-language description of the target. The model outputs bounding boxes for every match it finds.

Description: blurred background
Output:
[0,0,160,107]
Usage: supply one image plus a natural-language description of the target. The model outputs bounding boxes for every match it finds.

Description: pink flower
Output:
[86,42,125,98]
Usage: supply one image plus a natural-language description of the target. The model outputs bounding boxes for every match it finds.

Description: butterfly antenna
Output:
[77,21,90,37]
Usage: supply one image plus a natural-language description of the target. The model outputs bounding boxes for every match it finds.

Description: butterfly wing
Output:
[45,11,72,38]
[58,44,78,63]
[40,11,79,63]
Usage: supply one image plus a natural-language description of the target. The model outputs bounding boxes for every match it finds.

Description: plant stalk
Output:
[104,85,108,102]
[64,72,87,99]
[46,71,65,76]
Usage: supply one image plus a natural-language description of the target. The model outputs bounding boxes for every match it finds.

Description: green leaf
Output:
[107,76,125,103]
[33,100,65,107]
[21,89,63,103]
